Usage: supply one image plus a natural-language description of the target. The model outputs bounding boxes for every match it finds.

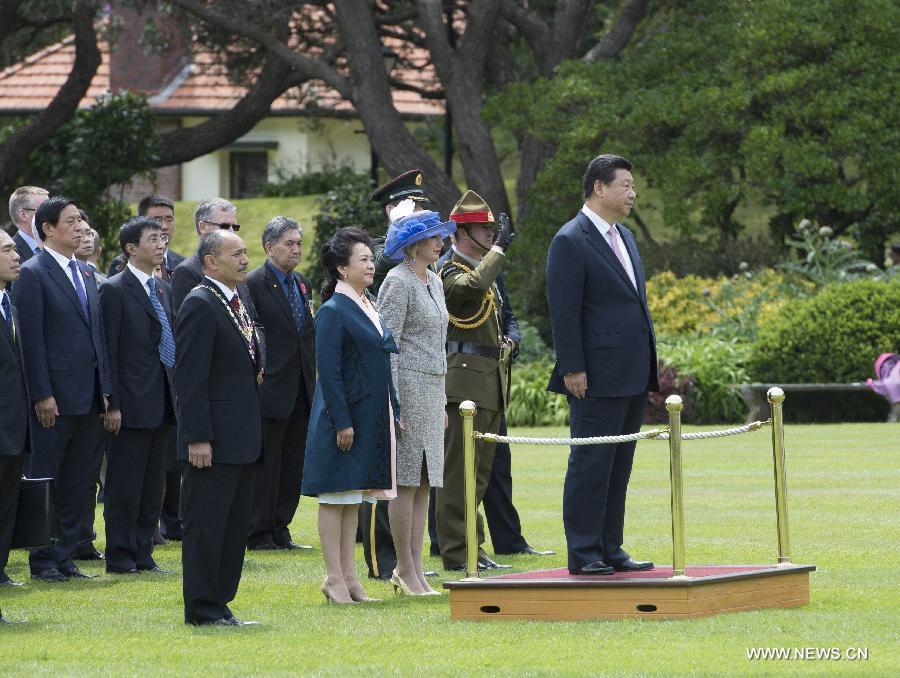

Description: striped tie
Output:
[147,277,176,368]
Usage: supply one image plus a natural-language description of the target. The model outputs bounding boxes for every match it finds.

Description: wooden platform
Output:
[444,564,815,621]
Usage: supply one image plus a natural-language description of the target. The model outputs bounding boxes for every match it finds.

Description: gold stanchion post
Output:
[666,395,687,578]
[459,401,479,578]
[767,387,792,564]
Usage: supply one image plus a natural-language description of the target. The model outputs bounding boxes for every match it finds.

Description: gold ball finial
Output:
[767,386,785,404]
[665,394,684,413]
[459,400,477,417]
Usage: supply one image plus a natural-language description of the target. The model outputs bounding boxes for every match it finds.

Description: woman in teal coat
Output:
[302,227,400,604]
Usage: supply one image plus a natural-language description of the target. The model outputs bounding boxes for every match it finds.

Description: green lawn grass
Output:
[2,423,897,675]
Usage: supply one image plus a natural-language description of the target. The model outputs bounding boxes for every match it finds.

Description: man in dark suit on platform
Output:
[0,230,29,612]
[100,217,176,574]
[175,229,262,626]
[12,197,111,583]
[107,195,184,280]
[547,154,659,576]
[7,186,48,265]
[245,217,315,551]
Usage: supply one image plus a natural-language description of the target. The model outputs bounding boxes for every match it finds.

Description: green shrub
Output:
[749,279,900,383]
[657,336,752,423]
[506,361,568,427]
[264,164,365,198]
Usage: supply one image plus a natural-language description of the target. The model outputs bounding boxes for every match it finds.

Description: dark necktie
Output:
[1,292,12,337]
[68,259,89,319]
[284,274,305,334]
[147,277,176,368]
[160,254,171,282]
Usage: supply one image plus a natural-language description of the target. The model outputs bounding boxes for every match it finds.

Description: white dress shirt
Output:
[43,245,83,294]
[206,276,236,302]
[581,204,636,285]
[16,229,39,254]
[0,289,10,322]
[127,262,154,299]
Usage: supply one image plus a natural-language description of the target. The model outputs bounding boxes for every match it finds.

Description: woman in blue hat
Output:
[377,211,455,595]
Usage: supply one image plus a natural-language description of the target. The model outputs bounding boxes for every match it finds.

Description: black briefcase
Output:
[11,477,61,550]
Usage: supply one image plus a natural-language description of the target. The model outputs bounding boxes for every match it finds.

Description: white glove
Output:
[389,199,417,223]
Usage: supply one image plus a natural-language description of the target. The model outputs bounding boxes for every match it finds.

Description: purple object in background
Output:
[867,352,900,403]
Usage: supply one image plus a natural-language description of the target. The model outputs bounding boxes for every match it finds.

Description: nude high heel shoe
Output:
[390,570,422,596]
[321,577,357,605]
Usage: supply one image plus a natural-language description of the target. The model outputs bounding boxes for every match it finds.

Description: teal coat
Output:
[301,293,400,496]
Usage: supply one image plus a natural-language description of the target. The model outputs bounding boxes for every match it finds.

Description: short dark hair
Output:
[198,230,227,269]
[119,216,162,259]
[583,154,633,199]
[78,208,89,223]
[138,195,175,216]
[35,196,78,240]
[320,226,372,302]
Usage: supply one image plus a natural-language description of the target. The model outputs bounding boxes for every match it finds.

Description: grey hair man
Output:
[8,186,49,264]
[245,216,316,551]
[171,198,247,313]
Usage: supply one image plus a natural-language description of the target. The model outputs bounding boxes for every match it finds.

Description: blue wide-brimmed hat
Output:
[384,211,457,261]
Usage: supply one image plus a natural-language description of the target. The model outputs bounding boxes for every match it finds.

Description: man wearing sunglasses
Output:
[170,198,256,322]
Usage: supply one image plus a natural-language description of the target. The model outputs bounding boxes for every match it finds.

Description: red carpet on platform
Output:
[486,564,774,581]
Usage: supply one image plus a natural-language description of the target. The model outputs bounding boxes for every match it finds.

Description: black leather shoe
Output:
[446,561,488,572]
[514,546,556,556]
[31,568,70,583]
[0,573,23,586]
[478,556,511,570]
[138,565,170,573]
[229,617,261,626]
[212,617,239,626]
[609,558,654,572]
[74,548,105,561]
[423,570,439,578]
[277,542,313,550]
[569,561,615,576]
[247,543,278,551]
[106,566,139,574]
[59,566,96,579]
[0,613,25,624]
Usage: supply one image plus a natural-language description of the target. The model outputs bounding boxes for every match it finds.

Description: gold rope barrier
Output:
[666,395,687,578]
[459,401,479,578]
[768,387,792,564]
[459,389,792,580]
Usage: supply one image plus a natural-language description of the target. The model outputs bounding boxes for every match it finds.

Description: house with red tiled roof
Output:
[0,17,443,201]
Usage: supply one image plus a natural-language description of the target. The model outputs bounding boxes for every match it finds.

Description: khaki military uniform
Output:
[436,248,511,568]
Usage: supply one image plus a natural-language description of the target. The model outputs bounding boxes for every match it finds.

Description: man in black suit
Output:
[107,195,185,280]
[175,229,262,626]
[546,154,659,576]
[100,217,177,574]
[12,197,112,583]
[7,185,48,265]
[0,230,28,612]
[245,217,315,551]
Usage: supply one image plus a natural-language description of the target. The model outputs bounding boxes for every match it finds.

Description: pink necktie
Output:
[607,226,637,290]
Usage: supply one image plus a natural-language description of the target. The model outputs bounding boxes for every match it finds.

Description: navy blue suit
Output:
[99,269,176,572]
[12,249,111,574]
[547,211,658,570]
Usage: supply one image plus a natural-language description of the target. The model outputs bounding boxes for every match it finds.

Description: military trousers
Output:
[436,402,501,569]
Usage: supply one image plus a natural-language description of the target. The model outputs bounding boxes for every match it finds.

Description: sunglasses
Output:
[203,220,241,232]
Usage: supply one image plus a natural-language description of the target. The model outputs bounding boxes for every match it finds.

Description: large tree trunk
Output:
[333,0,461,214]
[0,0,100,192]
[417,0,511,217]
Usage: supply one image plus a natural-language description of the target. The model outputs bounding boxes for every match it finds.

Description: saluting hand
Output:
[564,372,588,400]
[188,441,213,468]
[336,427,354,452]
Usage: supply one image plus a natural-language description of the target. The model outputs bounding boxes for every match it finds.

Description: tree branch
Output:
[583,0,647,62]
[0,0,101,192]
[170,0,351,98]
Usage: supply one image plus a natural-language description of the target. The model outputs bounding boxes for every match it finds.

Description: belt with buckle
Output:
[446,341,500,359]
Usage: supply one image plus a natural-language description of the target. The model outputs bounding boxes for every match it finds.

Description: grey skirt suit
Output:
[377,264,448,487]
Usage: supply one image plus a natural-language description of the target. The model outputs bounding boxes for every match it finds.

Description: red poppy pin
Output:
[300,282,308,298]
[82,269,93,278]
